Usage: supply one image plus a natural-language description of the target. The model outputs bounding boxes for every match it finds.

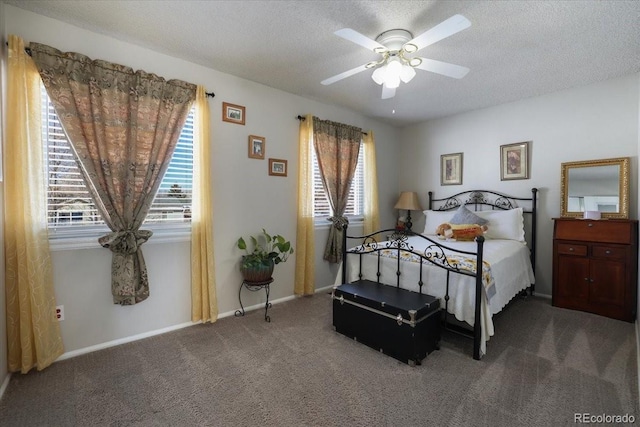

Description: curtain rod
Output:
[296,115,367,135]
[7,43,215,98]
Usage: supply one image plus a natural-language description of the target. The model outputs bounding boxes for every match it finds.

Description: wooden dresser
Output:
[552,218,638,322]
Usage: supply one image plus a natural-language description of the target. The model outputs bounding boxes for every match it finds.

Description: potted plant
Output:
[236,229,294,282]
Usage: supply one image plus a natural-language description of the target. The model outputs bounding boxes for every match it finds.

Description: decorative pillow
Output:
[449,205,489,226]
[422,210,453,235]
[436,223,487,241]
[475,208,525,241]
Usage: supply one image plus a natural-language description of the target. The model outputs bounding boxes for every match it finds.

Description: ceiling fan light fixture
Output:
[403,43,418,53]
[408,57,422,67]
[371,66,387,85]
[399,64,416,83]
[325,15,471,99]
[385,74,401,89]
[372,59,415,87]
[382,59,402,88]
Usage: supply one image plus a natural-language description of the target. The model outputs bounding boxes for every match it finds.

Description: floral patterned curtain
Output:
[30,43,196,305]
[312,117,362,263]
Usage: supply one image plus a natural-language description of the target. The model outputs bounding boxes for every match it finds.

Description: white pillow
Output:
[475,208,525,242]
[422,210,454,235]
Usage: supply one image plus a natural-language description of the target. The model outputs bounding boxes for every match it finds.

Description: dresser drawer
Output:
[554,219,634,244]
[557,243,587,256]
[592,245,627,259]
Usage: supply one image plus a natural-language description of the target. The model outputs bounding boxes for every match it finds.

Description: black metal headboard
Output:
[428,188,538,292]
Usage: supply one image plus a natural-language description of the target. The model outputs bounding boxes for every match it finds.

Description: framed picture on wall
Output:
[500,141,530,180]
[268,158,287,177]
[248,135,265,159]
[222,102,245,125]
[440,152,463,185]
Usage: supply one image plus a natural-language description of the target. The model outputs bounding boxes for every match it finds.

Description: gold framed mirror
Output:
[560,157,630,219]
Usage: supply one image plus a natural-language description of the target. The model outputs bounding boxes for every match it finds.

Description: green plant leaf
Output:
[237,237,247,250]
[237,230,294,266]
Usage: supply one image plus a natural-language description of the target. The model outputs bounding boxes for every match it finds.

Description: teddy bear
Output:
[436,223,488,241]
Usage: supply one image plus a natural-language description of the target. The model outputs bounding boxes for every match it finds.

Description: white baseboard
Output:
[55,292,303,362]
[315,284,335,293]
[0,372,11,402]
[217,293,297,319]
[56,321,196,361]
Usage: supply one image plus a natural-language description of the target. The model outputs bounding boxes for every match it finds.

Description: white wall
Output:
[399,73,640,297]
[3,5,399,354]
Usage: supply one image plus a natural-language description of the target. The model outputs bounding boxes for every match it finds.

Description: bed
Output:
[337,189,538,360]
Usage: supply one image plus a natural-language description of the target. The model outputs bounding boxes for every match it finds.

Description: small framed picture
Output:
[440,152,463,185]
[268,158,287,177]
[222,102,245,125]
[500,141,530,180]
[248,135,265,159]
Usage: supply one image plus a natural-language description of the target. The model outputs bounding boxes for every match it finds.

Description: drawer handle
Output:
[569,247,574,251]
[605,250,611,255]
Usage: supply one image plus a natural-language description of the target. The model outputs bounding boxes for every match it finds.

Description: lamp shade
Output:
[394,191,422,211]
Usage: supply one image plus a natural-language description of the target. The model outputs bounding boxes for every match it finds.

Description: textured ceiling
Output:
[6,0,640,127]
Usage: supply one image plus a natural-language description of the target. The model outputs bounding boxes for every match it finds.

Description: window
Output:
[312,142,364,219]
[42,88,194,231]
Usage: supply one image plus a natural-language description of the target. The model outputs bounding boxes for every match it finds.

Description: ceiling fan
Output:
[321,14,471,99]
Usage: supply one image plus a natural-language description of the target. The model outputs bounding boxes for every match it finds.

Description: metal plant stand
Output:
[234,278,274,322]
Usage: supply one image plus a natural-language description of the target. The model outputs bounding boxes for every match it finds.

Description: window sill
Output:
[48,224,191,251]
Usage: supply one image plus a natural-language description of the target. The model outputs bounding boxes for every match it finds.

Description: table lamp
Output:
[394,191,422,230]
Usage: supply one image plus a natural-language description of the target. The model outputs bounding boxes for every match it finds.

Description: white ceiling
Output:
[6,0,640,127]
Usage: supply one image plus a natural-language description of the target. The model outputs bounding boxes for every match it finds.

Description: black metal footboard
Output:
[340,226,486,360]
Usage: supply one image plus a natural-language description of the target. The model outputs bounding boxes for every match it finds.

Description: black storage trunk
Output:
[332,279,441,366]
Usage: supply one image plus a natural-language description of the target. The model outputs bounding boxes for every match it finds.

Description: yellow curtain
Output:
[190,86,218,322]
[363,131,380,235]
[5,35,64,373]
[294,114,315,295]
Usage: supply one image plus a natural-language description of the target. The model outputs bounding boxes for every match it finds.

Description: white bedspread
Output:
[336,236,535,356]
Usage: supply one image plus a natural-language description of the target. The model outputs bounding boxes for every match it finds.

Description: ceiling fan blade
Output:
[381,84,396,99]
[321,63,370,85]
[335,28,387,52]
[405,14,471,52]
[414,58,470,79]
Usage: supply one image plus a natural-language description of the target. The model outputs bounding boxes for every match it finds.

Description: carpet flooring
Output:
[0,293,637,426]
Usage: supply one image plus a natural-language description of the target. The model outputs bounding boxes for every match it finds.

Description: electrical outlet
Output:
[55,305,64,321]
